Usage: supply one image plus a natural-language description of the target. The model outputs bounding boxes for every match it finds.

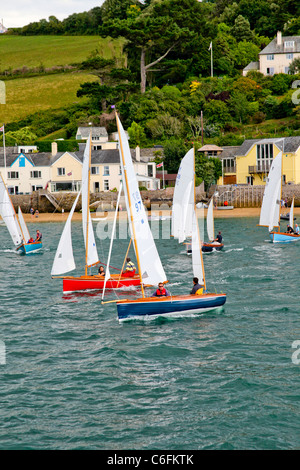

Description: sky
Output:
[1,1,105,28]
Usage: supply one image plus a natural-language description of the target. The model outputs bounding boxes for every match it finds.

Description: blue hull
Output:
[117,293,226,320]
[18,242,43,254]
[269,232,300,243]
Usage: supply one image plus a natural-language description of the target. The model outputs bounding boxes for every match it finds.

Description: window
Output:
[119,165,122,175]
[266,67,274,76]
[104,180,109,191]
[57,167,65,176]
[286,53,293,60]
[7,171,19,179]
[267,54,274,60]
[285,67,290,74]
[103,166,109,176]
[91,166,99,175]
[19,157,25,167]
[30,170,41,178]
[148,164,153,177]
[257,144,273,171]
[284,41,294,48]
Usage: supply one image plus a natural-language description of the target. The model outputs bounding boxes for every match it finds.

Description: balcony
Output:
[223,165,236,174]
[248,162,271,174]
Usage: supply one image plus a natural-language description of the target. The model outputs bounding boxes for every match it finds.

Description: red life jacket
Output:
[156,288,167,296]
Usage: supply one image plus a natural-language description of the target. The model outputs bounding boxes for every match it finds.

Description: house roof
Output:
[198,144,223,152]
[76,127,108,139]
[219,146,241,160]
[259,35,300,55]
[236,137,300,157]
[243,61,259,71]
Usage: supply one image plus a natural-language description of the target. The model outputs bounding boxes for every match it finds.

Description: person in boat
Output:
[214,231,223,244]
[190,277,204,295]
[98,266,105,276]
[35,230,42,241]
[122,258,136,277]
[295,224,299,235]
[152,283,171,297]
[27,237,34,243]
[287,225,294,234]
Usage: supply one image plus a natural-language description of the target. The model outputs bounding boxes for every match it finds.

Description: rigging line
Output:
[116,238,132,289]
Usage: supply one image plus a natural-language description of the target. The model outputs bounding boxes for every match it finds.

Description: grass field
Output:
[0,35,126,124]
[0,72,97,123]
[0,36,125,69]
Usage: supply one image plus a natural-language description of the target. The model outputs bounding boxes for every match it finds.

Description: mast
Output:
[116,114,145,298]
[193,148,206,290]
[84,132,92,276]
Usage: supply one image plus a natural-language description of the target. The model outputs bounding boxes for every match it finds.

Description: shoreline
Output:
[11,207,300,223]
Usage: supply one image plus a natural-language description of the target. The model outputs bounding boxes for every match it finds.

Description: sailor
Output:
[122,258,136,277]
[35,230,42,241]
[152,283,171,297]
[215,231,222,243]
[98,266,105,276]
[295,224,299,235]
[190,277,204,295]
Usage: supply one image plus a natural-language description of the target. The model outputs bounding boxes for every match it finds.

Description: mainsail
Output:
[259,152,282,229]
[206,198,214,242]
[117,114,167,286]
[18,207,30,243]
[0,174,23,246]
[51,190,81,276]
[192,210,205,287]
[172,148,194,243]
[81,134,99,268]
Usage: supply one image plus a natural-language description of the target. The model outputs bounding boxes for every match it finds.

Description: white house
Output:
[243,31,300,76]
[76,126,118,150]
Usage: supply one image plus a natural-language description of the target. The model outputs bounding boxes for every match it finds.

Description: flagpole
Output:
[211,44,213,78]
[162,162,165,189]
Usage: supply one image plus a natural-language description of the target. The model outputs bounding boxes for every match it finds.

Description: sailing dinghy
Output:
[258,151,300,243]
[102,116,226,321]
[51,134,141,292]
[0,173,42,254]
[172,155,223,253]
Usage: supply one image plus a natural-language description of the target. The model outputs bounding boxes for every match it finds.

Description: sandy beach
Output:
[11,206,300,223]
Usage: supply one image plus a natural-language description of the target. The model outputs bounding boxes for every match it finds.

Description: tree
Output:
[100,0,206,93]
[231,15,253,42]
[289,58,300,75]
[127,121,147,146]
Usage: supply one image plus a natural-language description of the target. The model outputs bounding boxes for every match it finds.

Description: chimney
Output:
[277,31,282,46]
[135,145,140,162]
[51,142,58,157]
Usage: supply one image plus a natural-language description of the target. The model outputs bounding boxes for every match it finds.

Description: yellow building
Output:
[219,137,300,186]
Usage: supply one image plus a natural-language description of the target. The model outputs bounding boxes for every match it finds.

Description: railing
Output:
[223,165,236,174]
[248,162,271,174]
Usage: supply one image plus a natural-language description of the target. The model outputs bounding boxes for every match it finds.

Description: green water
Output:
[0,217,300,450]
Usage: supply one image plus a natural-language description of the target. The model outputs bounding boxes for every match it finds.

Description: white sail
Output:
[206,198,214,241]
[117,115,167,286]
[259,152,282,228]
[172,148,194,242]
[18,207,30,242]
[51,190,81,276]
[289,197,294,229]
[0,174,23,246]
[192,210,205,286]
[102,182,123,300]
[81,134,99,267]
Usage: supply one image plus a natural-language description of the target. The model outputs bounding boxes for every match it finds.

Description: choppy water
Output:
[0,217,300,450]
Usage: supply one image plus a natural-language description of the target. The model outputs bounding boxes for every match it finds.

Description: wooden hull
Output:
[62,273,141,292]
[18,242,42,254]
[117,293,227,321]
[269,231,300,243]
[202,243,224,253]
[186,242,224,253]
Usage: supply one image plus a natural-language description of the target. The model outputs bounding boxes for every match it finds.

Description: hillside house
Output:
[243,31,300,76]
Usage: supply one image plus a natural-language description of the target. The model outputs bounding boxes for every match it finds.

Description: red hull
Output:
[62,274,141,292]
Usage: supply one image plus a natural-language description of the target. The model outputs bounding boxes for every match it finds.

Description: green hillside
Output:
[0,36,125,70]
[0,72,97,123]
